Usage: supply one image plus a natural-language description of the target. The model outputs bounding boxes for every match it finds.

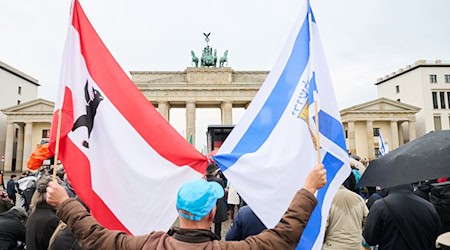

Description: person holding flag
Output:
[49,0,208,236]
[212,1,350,249]
[48,0,343,248]
[46,164,327,249]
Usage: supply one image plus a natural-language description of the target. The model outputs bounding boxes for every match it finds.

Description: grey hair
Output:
[30,176,52,213]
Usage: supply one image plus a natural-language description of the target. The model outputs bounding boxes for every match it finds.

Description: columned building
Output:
[341,98,420,160]
[376,60,450,137]
[1,99,53,172]
[1,66,428,171]
[0,60,39,165]
[131,67,268,145]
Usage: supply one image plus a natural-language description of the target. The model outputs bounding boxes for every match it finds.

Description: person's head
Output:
[176,179,224,229]
[0,190,8,199]
[343,172,356,191]
[206,163,218,176]
[30,176,52,212]
[56,167,65,180]
[10,206,28,222]
[360,158,368,167]
[10,174,17,180]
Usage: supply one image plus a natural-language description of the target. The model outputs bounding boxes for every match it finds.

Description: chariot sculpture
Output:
[190,33,228,68]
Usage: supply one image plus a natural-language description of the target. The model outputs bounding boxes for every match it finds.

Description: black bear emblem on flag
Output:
[72,81,104,148]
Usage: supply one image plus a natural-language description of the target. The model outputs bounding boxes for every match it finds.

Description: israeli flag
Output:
[213,1,350,249]
[378,131,389,156]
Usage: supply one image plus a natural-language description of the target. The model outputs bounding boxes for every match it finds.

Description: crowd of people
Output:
[0,158,449,249]
[0,168,79,250]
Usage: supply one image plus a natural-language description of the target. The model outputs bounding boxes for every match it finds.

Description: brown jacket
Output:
[57,189,317,250]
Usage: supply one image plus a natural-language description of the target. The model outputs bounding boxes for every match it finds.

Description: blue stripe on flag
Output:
[379,132,386,156]
[297,152,343,249]
[214,14,311,171]
[318,111,346,151]
[308,72,317,104]
[307,0,315,23]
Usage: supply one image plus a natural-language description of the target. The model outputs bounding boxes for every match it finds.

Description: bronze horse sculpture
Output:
[219,50,228,67]
[191,50,199,67]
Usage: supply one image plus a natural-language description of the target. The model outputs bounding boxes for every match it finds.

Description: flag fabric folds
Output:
[27,144,54,171]
[378,130,389,156]
[213,1,350,249]
[49,0,207,235]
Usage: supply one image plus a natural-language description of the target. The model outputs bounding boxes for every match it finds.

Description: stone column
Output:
[185,101,196,145]
[408,120,416,141]
[347,121,356,155]
[221,101,233,125]
[16,125,24,172]
[366,121,375,160]
[398,122,404,146]
[390,121,399,149]
[3,122,15,172]
[158,101,170,121]
[22,122,33,168]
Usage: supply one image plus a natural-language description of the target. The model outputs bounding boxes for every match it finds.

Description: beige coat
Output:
[57,189,317,250]
[226,185,240,205]
[322,186,368,250]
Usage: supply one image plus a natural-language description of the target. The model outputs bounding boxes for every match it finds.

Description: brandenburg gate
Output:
[1,34,268,172]
[131,33,267,145]
[131,67,268,145]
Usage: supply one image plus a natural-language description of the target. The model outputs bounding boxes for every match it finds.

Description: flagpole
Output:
[52,109,63,181]
[314,101,321,164]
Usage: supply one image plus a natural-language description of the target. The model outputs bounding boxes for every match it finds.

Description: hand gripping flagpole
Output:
[52,109,63,181]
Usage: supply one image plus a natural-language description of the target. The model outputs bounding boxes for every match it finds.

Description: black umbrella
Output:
[358,130,450,188]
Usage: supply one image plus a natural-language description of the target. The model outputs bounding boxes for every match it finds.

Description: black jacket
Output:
[6,180,16,198]
[0,209,26,250]
[364,188,441,250]
[49,227,82,250]
[430,181,450,234]
[25,203,59,250]
[206,175,228,223]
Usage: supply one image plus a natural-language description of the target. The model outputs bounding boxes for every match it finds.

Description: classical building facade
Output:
[341,98,420,160]
[1,99,53,172]
[376,60,450,137]
[131,67,268,145]
[2,62,438,171]
[0,60,39,163]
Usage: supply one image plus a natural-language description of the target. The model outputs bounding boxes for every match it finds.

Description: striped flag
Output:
[378,130,389,156]
[213,1,350,249]
[49,0,207,235]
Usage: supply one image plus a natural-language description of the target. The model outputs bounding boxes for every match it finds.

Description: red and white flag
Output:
[49,0,208,235]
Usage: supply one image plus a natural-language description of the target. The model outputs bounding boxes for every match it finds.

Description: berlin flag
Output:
[49,0,208,235]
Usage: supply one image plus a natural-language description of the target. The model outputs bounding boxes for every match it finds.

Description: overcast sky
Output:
[1,0,450,150]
